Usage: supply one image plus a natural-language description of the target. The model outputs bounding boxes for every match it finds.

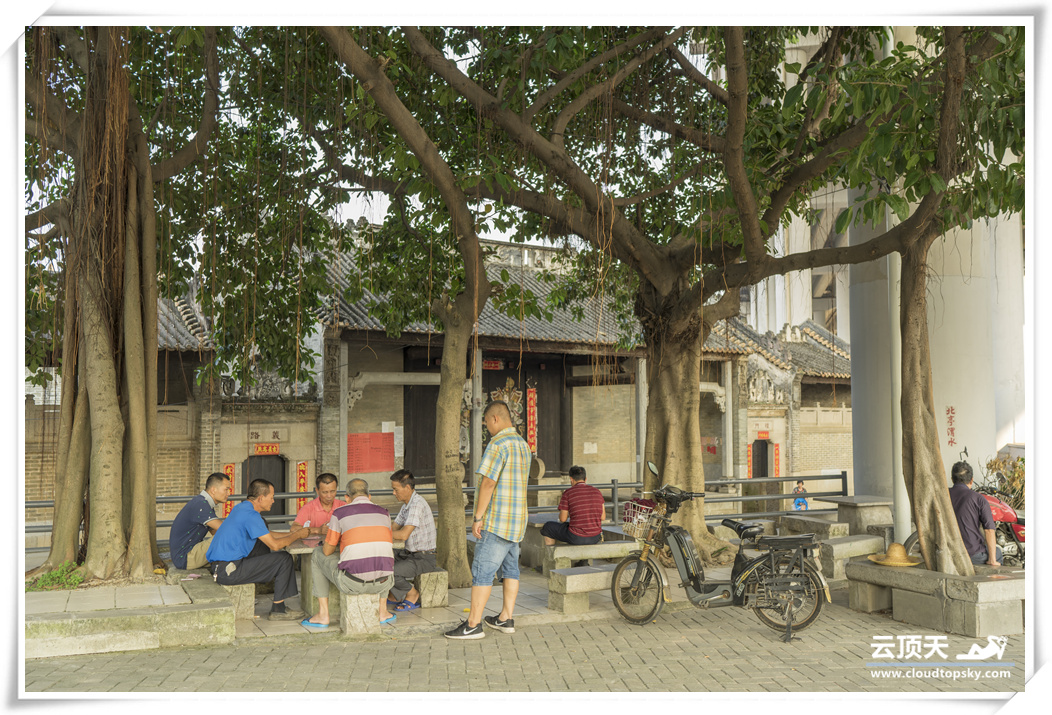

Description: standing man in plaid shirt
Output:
[386,469,437,611]
[445,400,531,640]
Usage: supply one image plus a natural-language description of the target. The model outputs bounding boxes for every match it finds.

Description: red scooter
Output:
[904,479,1025,567]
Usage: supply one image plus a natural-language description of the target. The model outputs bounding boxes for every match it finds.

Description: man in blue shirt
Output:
[169,472,231,569]
[207,479,310,620]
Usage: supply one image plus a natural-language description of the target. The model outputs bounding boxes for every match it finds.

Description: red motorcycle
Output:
[904,480,1025,567]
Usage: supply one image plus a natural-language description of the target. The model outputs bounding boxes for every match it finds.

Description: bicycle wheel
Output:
[610,555,664,625]
[903,531,921,558]
[750,558,824,633]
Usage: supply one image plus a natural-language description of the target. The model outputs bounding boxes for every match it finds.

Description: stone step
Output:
[549,563,618,594]
[781,514,849,539]
[25,601,235,659]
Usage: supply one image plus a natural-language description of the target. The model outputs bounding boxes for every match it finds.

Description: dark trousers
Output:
[390,549,438,601]
[540,520,601,545]
[211,539,298,602]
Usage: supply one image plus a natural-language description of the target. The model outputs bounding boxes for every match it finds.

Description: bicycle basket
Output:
[622,500,654,539]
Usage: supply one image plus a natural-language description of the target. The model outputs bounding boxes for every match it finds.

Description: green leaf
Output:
[835,208,852,235]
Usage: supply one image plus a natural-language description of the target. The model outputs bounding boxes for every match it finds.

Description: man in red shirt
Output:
[292,473,346,536]
[542,465,606,547]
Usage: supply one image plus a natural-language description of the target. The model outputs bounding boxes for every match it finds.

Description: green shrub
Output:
[25,561,85,592]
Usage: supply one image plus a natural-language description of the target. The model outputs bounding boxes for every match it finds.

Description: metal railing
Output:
[24,471,847,552]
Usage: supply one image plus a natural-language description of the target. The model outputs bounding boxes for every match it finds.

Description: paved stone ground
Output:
[24,592,1024,694]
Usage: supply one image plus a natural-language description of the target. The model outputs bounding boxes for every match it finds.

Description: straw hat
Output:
[868,542,923,567]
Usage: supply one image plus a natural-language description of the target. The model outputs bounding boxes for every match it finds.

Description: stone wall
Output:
[571,382,636,483]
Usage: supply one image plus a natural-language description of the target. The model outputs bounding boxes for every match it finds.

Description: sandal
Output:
[395,600,420,612]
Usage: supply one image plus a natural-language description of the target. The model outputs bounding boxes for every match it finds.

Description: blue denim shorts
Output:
[471,530,521,586]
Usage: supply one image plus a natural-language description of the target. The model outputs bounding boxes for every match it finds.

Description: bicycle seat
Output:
[721,518,765,541]
[757,533,818,549]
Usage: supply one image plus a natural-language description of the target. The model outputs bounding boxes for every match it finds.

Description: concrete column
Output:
[990,210,1025,450]
[784,215,813,327]
[635,357,647,484]
[847,188,894,498]
[722,360,733,478]
[926,222,997,479]
[338,341,348,481]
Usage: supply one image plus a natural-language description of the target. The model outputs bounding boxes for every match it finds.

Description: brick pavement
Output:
[24,593,1024,694]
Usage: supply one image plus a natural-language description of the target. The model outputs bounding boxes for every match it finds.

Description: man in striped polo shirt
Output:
[445,400,531,640]
[302,478,396,628]
[541,465,605,548]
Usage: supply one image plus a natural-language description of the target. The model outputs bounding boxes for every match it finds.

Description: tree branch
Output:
[151,27,219,181]
[24,71,80,156]
[26,199,71,234]
[401,26,676,292]
[613,162,710,207]
[318,25,491,306]
[550,27,687,149]
[722,27,766,277]
[525,27,671,122]
[667,46,730,105]
[52,26,90,73]
[610,97,727,153]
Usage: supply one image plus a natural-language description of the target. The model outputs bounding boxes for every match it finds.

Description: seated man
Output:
[542,465,605,548]
[206,479,310,620]
[302,478,396,628]
[292,472,346,536]
[386,469,437,611]
[948,461,1002,567]
[169,472,231,570]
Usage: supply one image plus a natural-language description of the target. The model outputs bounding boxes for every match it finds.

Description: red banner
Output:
[747,444,753,479]
[254,442,280,455]
[526,388,537,452]
[296,461,309,509]
[347,432,395,473]
[222,463,235,516]
[757,430,770,440]
[774,444,780,479]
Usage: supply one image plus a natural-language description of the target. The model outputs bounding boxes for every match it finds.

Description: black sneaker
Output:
[444,620,485,640]
[483,614,515,633]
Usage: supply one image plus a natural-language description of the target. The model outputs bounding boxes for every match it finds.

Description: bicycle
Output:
[611,462,831,641]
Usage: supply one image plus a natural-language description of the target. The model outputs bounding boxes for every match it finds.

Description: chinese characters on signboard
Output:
[945,406,957,447]
[347,432,395,473]
[222,463,235,516]
[296,461,309,509]
[526,388,537,452]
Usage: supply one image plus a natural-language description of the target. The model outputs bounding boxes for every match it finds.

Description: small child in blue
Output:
[792,480,808,511]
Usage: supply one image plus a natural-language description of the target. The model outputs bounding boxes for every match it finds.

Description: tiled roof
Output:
[321,253,630,348]
[158,296,212,351]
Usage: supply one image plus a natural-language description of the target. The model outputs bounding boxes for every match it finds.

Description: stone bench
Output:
[414,568,448,608]
[780,514,848,540]
[816,534,885,580]
[547,563,618,614]
[845,558,1024,637]
[542,540,637,576]
[166,565,255,620]
[338,593,383,636]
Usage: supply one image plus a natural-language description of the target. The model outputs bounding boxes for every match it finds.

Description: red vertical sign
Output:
[526,388,538,452]
[774,444,780,479]
[222,463,235,516]
[296,461,309,509]
[747,444,753,479]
